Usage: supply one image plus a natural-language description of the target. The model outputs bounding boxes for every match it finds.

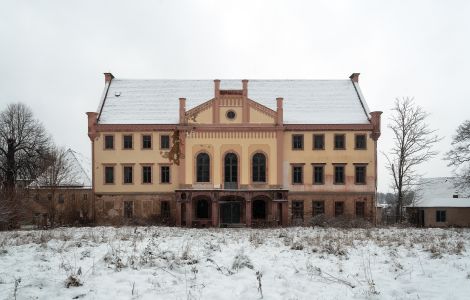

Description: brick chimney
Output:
[349,73,360,83]
[214,80,220,98]
[242,79,248,97]
[276,97,283,125]
[370,111,382,140]
[86,112,98,141]
[104,72,114,83]
[179,98,186,124]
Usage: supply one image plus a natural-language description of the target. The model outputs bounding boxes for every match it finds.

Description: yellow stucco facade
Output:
[88,75,382,227]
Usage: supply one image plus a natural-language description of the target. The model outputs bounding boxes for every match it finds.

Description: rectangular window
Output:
[83,194,88,200]
[292,134,304,150]
[142,166,152,183]
[142,135,152,149]
[313,165,324,184]
[334,165,345,184]
[161,201,170,218]
[105,166,114,184]
[356,201,365,218]
[160,166,170,183]
[292,166,303,184]
[123,135,133,149]
[335,202,344,217]
[312,201,325,216]
[123,166,133,184]
[104,135,114,149]
[355,134,367,149]
[124,201,133,218]
[334,134,345,150]
[160,135,170,149]
[313,134,325,150]
[292,200,304,220]
[355,165,366,184]
[436,210,446,222]
[58,194,65,204]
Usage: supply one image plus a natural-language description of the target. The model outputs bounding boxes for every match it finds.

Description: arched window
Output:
[196,153,210,182]
[252,153,266,182]
[196,199,210,219]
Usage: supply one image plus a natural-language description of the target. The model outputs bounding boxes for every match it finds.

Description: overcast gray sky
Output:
[1,0,469,192]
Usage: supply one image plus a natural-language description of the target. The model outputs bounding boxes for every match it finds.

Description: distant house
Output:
[27,149,92,227]
[407,177,470,227]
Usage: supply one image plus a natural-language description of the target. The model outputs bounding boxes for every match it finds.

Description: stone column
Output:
[211,199,219,227]
[186,199,193,228]
[176,202,182,226]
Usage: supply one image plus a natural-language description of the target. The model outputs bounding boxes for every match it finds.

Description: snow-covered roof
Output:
[409,177,470,208]
[418,177,466,200]
[30,149,91,189]
[97,79,371,125]
[411,198,470,208]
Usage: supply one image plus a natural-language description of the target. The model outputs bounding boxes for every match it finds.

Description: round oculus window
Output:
[226,110,236,120]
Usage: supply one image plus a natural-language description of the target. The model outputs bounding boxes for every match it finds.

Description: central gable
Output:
[185,80,277,125]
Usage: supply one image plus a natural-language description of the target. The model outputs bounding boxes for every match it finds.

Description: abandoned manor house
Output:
[86,73,382,227]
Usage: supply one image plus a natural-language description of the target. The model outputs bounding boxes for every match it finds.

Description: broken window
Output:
[292,200,304,220]
[335,202,344,217]
[292,134,304,150]
[312,201,325,216]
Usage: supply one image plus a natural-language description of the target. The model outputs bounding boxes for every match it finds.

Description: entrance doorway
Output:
[220,201,241,224]
[224,153,238,189]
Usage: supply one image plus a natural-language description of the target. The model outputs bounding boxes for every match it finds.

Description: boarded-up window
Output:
[143,201,152,217]
[105,201,114,211]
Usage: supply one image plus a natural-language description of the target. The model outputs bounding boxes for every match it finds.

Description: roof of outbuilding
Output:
[407,177,470,208]
[97,78,372,125]
[410,198,470,208]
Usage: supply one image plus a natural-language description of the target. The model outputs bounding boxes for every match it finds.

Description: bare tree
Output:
[0,103,51,227]
[33,147,80,227]
[446,120,470,193]
[384,98,440,222]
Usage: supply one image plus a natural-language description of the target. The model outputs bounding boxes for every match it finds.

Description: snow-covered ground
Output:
[0,227,469,300]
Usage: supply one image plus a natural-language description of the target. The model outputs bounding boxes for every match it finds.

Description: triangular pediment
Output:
[185,96,277,125]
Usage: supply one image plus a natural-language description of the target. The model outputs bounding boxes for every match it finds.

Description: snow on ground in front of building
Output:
[0,227,469,300]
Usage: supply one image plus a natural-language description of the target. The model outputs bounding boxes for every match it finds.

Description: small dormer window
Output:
[226,110,236,120]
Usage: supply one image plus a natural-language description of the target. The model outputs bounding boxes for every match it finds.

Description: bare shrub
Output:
[65,274,82,288]
[249,231,265,247]
[290,240,304,250]
[232,250,253,271]
[310,215,372,228]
